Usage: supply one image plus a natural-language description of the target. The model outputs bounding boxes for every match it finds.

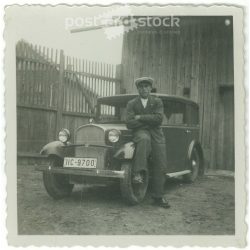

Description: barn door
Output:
[218,87,235,171]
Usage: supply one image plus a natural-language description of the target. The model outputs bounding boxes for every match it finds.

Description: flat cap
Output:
[135,77,154,87]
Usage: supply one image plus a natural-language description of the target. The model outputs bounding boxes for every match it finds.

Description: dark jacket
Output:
[126,95,165,144]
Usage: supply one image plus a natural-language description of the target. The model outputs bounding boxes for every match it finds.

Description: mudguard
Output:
[40,141,73,159]
[114,142,135,160]
[187,140,204,174]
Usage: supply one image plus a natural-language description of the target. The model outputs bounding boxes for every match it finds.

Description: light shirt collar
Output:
[140,98,148,108]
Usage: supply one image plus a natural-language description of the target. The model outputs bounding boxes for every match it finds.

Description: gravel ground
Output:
[17,164,235,235]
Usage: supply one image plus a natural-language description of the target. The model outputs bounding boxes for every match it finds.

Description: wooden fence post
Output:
[56,50,65,134]
[115,64,123,94]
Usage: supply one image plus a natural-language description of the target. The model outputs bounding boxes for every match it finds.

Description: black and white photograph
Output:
[4,4,246,247]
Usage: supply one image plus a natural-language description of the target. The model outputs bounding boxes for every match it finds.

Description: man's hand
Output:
[135,115,141,120]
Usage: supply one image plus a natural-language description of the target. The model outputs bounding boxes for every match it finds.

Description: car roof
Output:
[97,93,198,107]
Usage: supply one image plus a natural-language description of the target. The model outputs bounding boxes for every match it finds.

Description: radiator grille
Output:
[75,125,105,145]
[75,125,107,169]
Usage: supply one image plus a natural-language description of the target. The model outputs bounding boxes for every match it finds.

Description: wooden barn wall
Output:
[121,16,234,170]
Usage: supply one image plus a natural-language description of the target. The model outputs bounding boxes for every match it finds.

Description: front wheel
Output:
[120,162,149,205]
[43,156,74,199]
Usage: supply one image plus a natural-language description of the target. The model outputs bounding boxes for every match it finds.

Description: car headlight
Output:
[59,129,70,143]
[108,129,120,143]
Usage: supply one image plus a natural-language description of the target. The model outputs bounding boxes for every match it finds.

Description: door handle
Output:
[185,130,191,133]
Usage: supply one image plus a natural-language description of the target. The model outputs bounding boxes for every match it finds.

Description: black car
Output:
[37,94,204,204]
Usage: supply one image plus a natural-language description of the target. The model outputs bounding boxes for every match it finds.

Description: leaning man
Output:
[126,77,170,208]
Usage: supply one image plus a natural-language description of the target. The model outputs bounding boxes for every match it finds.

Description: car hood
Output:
[76,123,128,132]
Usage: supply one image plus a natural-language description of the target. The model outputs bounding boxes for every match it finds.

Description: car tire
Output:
[43,156,74,199]
[120,162,149,205]
[183,147,201,183]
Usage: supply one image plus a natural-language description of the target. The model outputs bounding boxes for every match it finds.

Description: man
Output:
[125,77,170,208]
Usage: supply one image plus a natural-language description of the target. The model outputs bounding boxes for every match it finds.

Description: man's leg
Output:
[151,142,166,198]
[132,129,151,173]
[151,141,170,208]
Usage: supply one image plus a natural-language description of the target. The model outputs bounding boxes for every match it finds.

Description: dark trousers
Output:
[133,129,167,198]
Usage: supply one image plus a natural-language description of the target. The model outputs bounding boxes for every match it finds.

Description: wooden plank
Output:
[97,62,101,96]
[40,46,46,106]
[82,59,86,112]
[22,56,28,105]
[90,61,94,109]
[62,110,94,118]
[56,49,65,133]
[32,45,38,106]
[93,61,97,97]
[72,57,76,112]
[46,48,53,108]
[104,63,108,97]
[77,59,81,113]
[69,56,73,112]
[17,103,57,112]
[52,49,58,108]
[28,44,34,105]
[37,46,42,106]
[64,55,68,111]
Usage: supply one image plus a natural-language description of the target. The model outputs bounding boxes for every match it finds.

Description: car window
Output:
[98,104,117,122]
[186,105,199,125]
[98,104,125,123]
[162,101,186,126]
[162,101,199,126]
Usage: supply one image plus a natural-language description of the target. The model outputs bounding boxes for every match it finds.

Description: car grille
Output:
[74,125,107,169]
[75,125,106,145]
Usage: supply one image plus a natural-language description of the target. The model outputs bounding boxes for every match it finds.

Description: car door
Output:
[162,101,190,173]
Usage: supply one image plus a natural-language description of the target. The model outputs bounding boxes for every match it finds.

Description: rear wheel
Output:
[120,162,149,205]
[43,156,74,199]
[183,148,201,183]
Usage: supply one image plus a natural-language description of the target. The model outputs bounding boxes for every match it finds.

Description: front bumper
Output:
[35,165,125,179]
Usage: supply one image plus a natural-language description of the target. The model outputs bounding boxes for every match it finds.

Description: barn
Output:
[120,16,234,170]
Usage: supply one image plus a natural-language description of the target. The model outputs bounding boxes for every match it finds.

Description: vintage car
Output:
[36,93,204,204]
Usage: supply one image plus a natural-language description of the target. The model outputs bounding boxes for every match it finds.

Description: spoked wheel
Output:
[120,162,149,205]
[183,148,201,183]
[43,156,74,199]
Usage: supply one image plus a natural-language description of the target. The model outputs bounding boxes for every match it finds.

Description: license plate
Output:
[63,157,97,168]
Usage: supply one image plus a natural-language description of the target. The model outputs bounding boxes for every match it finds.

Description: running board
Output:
[166,170,191,178]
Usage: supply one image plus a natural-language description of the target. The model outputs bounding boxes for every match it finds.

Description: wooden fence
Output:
[16,40,121,156]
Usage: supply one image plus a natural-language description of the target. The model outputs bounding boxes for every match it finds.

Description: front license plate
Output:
[63,157,97,168]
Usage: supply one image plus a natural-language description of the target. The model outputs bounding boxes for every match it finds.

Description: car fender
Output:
[187,140,204,174]
[114,142,135,160]
[40,141,73,159]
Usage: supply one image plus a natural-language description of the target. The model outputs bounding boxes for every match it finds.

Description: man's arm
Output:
[137,98,163,126]
[126,101,145,129]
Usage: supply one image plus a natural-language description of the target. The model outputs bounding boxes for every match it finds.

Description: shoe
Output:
[132,173,143,184]
[153,197,171,208]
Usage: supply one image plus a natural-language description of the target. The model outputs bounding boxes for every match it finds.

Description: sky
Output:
[6,5,124,64]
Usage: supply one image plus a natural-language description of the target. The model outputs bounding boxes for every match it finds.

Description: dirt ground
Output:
[17,164,235,235]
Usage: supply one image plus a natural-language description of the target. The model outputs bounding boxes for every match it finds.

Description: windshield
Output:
[96,102,127,124]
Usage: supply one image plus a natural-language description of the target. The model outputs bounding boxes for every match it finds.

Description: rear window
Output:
[162,101,199,126]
